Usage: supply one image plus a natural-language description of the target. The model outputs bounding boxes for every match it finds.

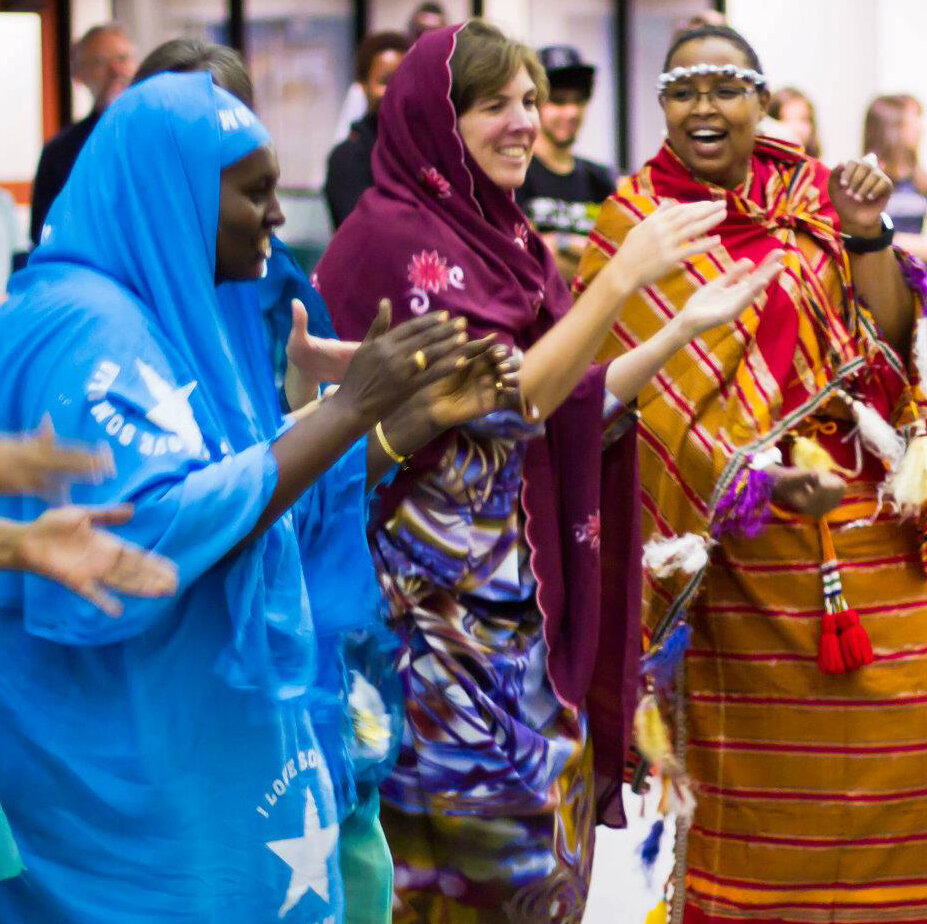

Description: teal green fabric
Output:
[0,805,22,881]
[340,785,393,924]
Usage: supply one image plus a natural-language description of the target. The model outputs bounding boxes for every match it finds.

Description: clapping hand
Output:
[284,298,360,410]
[673,251,785,341]
[16,504,178,617]
[414,340,526,431]
[609,199,728,291]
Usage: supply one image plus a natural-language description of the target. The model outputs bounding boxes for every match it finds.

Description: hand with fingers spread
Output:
[606,199,727,292]
[284,297,360,410]
[382,341,529,453]
[0,418,115,500]
[829,154,893,237]
[672,250,785,341]
[329,298,479,429]
[10,504,178,617]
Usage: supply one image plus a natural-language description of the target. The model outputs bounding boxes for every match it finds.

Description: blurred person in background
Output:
[30,22,137,246]
[331,3,447,147]
[515,45,615,284]
[325,32,411,229]
[865,93,927,259]
[769,86,821,157]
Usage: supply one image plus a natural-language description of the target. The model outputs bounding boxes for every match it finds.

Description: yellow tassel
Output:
[634,693,671,768]
[645,899,668,924]
[792,435,852,476]
[886,433,927,516]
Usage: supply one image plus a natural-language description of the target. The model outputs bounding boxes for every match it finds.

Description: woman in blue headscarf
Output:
[0,72,515,923]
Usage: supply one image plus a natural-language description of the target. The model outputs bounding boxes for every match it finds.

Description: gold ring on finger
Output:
[414,349,428,373]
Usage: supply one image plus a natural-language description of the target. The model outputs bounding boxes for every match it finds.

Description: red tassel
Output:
[836,609,874,670]
[818,611,847,674]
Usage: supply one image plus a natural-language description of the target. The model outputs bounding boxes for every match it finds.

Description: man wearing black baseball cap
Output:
[516,45,615,283]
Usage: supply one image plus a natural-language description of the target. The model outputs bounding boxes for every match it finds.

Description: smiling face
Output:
[216,145,284,282]
[457,64,540,192]
[539,86,590,150]
[661,36,768,189]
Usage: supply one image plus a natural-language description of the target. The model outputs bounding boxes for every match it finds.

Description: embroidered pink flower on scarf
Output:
[573,512,601,550]
[419,166,452,199]
[310,271,321,293]
[514,222,529,249]
[408,250,451,294]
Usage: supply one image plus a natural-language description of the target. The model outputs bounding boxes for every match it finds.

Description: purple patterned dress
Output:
[374,409,624,923]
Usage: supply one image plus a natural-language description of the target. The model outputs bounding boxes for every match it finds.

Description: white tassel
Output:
[642,533,711,578]
[914,317,927,388]
[886,433,927,517]
[847,398,905,471]
[666,775,697,823]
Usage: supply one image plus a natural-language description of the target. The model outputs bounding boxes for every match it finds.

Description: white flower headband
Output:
[656,64,767,92]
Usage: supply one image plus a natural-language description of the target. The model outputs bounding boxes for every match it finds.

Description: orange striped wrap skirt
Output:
[679,485,927,924]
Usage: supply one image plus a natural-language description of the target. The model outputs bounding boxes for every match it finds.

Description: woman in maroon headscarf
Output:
[312,19,780,923]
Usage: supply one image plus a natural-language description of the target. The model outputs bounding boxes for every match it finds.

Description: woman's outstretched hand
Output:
[331,298,485,429]
[0,419,115,501]
[672,251,784,341]
[12,504,178,617]
[284,298,360,410]
[607,199,728,293]
[403,341,526,433]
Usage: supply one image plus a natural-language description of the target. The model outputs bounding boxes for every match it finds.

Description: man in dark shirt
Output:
[516,45,615,283]
[324,32,409,230]
[30,23,136,245]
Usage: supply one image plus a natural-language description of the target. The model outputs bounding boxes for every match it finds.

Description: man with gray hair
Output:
[30,23,136,245]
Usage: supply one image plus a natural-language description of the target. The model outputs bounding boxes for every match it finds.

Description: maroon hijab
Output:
[315,23,640,825]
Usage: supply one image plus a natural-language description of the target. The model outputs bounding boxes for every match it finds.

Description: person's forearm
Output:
[245,394,369,542]
[0,519,24,570]
[844,226,914,355]
[364,397,442,490]
[521,268,634,419]
[604,317,689,404]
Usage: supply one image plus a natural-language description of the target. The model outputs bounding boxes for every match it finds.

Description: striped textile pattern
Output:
[575,138,927,923]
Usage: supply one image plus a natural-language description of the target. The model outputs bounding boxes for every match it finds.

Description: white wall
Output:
[727,0,927,167]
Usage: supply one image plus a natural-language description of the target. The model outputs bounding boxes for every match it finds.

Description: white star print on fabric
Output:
[266,788,339,918]
[136,359,204,456]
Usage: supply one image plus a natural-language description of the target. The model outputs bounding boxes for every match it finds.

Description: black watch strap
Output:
[842,213,895,254]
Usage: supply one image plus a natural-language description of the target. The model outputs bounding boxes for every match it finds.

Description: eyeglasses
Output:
[660,84,757,107]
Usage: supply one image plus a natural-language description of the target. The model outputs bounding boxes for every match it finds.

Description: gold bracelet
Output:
[374,421,407,465]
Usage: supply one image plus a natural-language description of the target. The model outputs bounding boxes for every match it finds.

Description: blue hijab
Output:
[0,73,373,922]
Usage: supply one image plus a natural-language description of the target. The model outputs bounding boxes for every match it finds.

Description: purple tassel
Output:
[641,621,692,690]
[898,249,927,299]
[712,465,775,539]
[639,819,665,871]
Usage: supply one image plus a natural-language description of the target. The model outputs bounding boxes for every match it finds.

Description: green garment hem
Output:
[0,806,23,881]
[340,784,393,924]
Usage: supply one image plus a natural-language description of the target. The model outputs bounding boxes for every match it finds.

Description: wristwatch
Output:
[841,212,894,254]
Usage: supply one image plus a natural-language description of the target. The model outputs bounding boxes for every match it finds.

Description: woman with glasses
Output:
[577,23,927,924]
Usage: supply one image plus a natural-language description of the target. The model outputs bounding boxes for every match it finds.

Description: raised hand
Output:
[674,250,785,340]
[0,419,115,500]
[608,199,727,291]
[332,299,486,429]
[413,341,525,431]
[828,154,893,237]
[14,504,178,617]
[284,298,360,409]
